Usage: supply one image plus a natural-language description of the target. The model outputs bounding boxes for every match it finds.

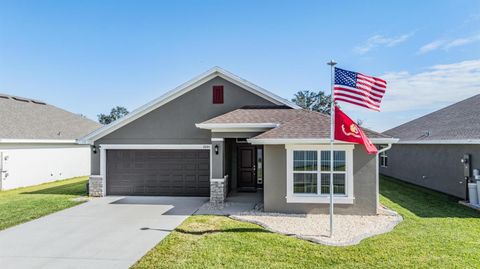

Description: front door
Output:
[237,145,256,190]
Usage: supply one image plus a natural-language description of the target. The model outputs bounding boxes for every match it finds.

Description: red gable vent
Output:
[212,85,224,104]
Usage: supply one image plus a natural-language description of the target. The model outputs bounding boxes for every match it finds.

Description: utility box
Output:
[468,183,478,205]
[475,169,480,206]
[462,154,471,180]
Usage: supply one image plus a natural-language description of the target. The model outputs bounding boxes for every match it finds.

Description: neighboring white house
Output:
[0,94,101,190]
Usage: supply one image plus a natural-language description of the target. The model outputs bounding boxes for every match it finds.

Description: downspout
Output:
[376,143,392,214]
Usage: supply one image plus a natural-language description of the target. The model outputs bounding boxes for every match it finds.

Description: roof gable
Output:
[385,94,480,142]
[79,67,299,143]
[196,108,395,143]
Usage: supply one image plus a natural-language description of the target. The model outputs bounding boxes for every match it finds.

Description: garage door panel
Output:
[106,149,210,196]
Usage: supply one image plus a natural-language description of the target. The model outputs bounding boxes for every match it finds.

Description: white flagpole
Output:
[327,59,337,238]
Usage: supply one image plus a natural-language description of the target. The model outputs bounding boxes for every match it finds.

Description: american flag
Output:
[334,67,387,111]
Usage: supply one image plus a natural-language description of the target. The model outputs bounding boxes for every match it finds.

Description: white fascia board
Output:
[99,144,211,150]
[396,139,480,145]
[197,122,279,133]
[79,67,299,144]
[370,138,399,144]
[196,123,279,129]
[211,128,271,133]
[248,138,399,145]
[0,139,77,144]
[248,138,342,145]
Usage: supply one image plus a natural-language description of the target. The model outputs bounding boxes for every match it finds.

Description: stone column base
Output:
[210,176,228,207]
[89,175,104,197]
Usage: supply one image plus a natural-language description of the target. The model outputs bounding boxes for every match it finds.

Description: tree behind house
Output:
[291,90,332,114]
[98,106,129,125]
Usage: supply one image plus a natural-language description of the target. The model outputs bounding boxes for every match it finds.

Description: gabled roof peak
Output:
[79,67,300,144]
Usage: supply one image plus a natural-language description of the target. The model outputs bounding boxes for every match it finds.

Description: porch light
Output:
[92,145,97,154]
[214,145,219,155]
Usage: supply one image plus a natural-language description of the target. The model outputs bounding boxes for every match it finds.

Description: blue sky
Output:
[1,0,479,131]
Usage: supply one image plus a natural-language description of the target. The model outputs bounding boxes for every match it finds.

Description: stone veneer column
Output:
[210,138,227,206]
[210,176,228,206]
[89,175,104,197]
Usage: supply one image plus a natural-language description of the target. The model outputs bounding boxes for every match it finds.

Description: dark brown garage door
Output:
[106,149,210,196]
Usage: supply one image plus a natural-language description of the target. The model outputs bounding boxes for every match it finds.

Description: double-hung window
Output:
[286,145,354,204]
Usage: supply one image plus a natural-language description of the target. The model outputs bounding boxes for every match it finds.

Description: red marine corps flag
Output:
[334,106,378,154]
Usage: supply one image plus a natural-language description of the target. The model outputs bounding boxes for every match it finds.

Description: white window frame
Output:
[286,144,355,204]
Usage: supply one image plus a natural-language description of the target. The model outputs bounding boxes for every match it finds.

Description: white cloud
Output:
[444,34,480,49]
[380,59,480,112]
[354,34,411,54]
[418,40,445,54]
[418,34,480,54]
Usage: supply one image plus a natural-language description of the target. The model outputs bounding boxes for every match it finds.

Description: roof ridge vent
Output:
[12,96,30,103]
[31,100,47,105]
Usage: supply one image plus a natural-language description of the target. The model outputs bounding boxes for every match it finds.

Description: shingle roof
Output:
[0,93,101,140]
[200,108,389,139]
[201,108,307,124]
[384,94,480,141]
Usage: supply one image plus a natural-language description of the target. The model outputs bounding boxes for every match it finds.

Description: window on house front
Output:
[292,150,347,195]
[212,86,224,104]
[293,151,318,194]
[287,145,354,204]
[380,149,388,167]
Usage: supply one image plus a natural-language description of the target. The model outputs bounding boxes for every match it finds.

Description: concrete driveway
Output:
[0,196,208,269]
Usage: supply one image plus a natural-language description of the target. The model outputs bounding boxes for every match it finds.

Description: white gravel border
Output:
[231,207,402,246]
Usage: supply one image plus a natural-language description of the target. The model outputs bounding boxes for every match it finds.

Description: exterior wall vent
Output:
[212,86,224,104]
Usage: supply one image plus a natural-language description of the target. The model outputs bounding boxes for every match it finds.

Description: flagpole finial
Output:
[327,59,337,66]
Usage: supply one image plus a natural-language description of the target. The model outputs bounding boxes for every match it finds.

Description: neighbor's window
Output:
[380,148,388,167]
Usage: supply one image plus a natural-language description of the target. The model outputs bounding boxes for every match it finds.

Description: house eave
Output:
[396,139,480,145]
[0,139,78,144]
[195,123,279,133]
[247,138,398,145]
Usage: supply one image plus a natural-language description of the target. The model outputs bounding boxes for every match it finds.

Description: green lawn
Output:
[133,176,480,269]
[0,176,88,230]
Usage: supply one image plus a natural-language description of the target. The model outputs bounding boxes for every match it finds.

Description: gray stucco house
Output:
[79,67,396,215]
[381,94,480,199]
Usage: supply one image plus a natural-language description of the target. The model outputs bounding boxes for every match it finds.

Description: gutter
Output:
[247,138,399,145]
[195,123,280,130]
[377,143,392,153]
[0,139,77,144]
[375,142,392,214]
[396,139,480,145]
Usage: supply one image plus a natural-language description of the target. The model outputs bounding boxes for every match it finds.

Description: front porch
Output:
[197,191,263,215]
[209,136,265,206]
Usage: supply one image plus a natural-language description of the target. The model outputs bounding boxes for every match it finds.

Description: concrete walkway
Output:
[195,191,263,215]
[0,196,207,269]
